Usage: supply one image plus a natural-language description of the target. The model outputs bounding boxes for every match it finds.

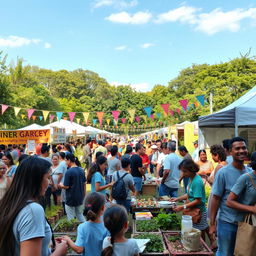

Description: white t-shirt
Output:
[103,237,140,256]
[157,152,166,165]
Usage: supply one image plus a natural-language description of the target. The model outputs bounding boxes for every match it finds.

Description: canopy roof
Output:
[199,86,256,127]
[43,119,90,135]
[18,123,44,130]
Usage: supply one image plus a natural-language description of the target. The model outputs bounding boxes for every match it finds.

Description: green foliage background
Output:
[1,51,256,130]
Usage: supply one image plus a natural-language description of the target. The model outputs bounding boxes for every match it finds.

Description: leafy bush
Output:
[136,219,159,232]
[154,212,181,230]
[134,233,164,253]
[45,205,62,219]
[54,218,79,232]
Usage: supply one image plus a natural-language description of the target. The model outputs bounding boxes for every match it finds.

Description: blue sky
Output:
[1,0,256,92]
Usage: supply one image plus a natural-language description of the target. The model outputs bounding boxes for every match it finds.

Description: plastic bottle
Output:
[181,215,192,234]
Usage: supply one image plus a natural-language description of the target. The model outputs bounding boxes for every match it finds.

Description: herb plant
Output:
[136,219,159,232]
[154,211,181,230]
[134,233,164,253]
[54,218,79,232]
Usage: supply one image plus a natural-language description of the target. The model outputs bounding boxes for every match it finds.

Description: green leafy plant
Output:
[154,211,181,230]
[168,235,181,242]
[45,205,62,219]
[54,218,79,232]
[136,219,159,232]
[134,233,164,253]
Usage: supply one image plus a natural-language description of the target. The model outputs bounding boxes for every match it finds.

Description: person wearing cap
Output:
[160,141,182,197]
[192,140,199,162]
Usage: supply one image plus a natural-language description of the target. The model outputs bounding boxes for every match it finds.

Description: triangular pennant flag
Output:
[113,119,118,126]
[111,111,121,121]
[150,114,154,120]
[27,109,35,120]
[129,117,134,123]
[68,112,76,122]
[39,116,43,121]
[42,111,50,121]
[32,115,36,121]
[106,119,111,125]
[141,115,147,122]
[121,118,127,124]
[128,109,136,122]
[50,114,55,122]
[1,104,8,114]
[161,104,170,116]
[93,119,97,125]
[196,95,205,106]
[63,117,68,120]
[191,103,195,109]
[96,112,104,126]
[135,116,140,123]
[156,113,161,118]
[179,99,189,111]
[144,106,152,118]
[14,107,21,116]
[169,110,174,116]
[194,102,199,108]
[176,108,181,115]
[21,114,26,119]
[56,112,63,121]
[76,118,81,124]
[83,112,90,123]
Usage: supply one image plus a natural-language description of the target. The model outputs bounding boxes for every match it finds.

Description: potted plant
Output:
[133,233,169,255]
[155,212,181,231]
[162,232,213,256]
[134,219,160,233]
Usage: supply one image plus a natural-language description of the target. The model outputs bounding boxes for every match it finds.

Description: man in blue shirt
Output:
[160,141,182,197]
[210,137,250,256]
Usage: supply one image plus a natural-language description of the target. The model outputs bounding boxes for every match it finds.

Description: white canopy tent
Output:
[18,123,44,130]
[198,86,256,150]
[43,119,90,135]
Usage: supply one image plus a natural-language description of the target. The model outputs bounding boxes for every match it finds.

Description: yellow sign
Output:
[0,129,50,145]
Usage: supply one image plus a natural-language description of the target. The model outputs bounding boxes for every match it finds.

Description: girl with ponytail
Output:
[62,192,108,256]
[102,205,140,256]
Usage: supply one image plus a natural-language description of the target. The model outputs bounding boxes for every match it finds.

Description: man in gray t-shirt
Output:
[210,137,249,256]
[112,158,135,212]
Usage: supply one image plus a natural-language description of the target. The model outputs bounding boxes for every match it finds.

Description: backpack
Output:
[111,171,128,200]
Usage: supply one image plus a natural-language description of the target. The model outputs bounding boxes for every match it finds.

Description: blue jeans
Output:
[133,177,143,192]
[216,219,238,256]
[159,184,178,197]
[116,199,131,213]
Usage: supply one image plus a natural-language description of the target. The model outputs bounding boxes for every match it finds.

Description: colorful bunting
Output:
[112,111,120,121]
[106,119,111,125]
[121,118,127,124]
[156,113,161,118]
[144,106,152,118]
[135,116,141,123]
[39,116,43,121]
[196,95,205,106]
[93,119,97,125]
[76,118,80,124]
[141,115,147,122]
[1,104,8,115]
[56,112,63,121]
[194,102,199,108]
[176,108,181,115]
[68,112,76,122]
[150,114,154,120]
[14,107,21,116]
[63,117,68,120]
[161,104,170,116]
[42,110,50,121]
[169,110,174,116]
[129,117,134,123]
[21,114,25,119]
[27,109,35,120]
[32,115,36,121]
[128,109,136,122]
[179,99,189,111]
[83,112,90,123]
[50,114,55,122]
[96,112,104,126]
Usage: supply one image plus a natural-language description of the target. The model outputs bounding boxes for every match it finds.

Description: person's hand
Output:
[251,204,256,214]
[169,197,177,202]
[108,181,115,187]
[60,235,71,243]
[174,205,184,212]
[54,240,68,255]
[209,224,216,236]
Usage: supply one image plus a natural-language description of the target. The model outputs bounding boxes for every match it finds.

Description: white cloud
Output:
[141,43,154,49]
[0,35,41,47]
[110,81,151,92]
[106,11,152,24]
[115,45,127,50]
[195,8,256,35]
[92,0,138,9]
[44,42,51,49]
[155,6,199,24]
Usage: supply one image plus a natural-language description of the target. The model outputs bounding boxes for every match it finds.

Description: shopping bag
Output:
[234,214,256,256]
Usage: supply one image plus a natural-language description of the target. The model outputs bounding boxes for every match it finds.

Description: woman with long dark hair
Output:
[2,151,17,178]
[0,156,67,256]
[87,155,113,195]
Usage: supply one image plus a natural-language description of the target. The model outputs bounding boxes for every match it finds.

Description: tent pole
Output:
[235,125,238,137]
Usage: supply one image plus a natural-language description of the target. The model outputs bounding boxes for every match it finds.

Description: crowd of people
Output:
[0,136,255,256]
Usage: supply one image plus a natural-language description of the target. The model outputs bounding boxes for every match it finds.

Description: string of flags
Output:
[0,95,205,126]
